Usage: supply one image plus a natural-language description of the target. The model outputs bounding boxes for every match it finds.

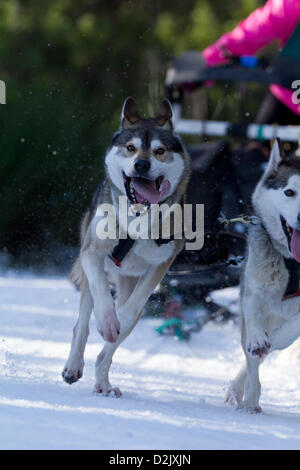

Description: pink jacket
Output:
[203,0,300,115]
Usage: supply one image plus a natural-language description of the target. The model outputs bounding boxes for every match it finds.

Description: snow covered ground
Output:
[1,272,300,450]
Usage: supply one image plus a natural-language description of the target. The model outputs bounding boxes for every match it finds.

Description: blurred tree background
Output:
[0,0,266,270]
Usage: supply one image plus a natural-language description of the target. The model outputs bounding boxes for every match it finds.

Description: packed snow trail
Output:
[1,273,300,450]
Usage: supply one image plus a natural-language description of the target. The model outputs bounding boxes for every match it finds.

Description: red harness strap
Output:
[108,253,122,267]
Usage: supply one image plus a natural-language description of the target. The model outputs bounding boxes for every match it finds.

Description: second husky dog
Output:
[226,139,300,412]
[62,97,190,395]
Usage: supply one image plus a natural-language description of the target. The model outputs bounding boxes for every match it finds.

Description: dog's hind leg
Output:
[62,279,93,384]
[270,313,300,352]
[241,354,263,413]
[225,320,248,407]
[225,364,247,406]
[94,275,139,397]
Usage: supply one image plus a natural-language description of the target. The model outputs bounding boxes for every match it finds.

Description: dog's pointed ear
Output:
[265,138,286,174]
[155,99,173,131]
[121,97,141,129]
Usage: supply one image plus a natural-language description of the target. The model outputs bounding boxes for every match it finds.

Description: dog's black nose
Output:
[134,159,150,175]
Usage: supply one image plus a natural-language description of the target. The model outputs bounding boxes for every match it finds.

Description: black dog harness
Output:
[108,197,188,267]
[282,257,300,301]
[108,237,136,267]
[108,232,186,267]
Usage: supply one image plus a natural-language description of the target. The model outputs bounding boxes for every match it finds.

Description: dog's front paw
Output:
[246,331,270,359]
[97,309,120,343]
[62,364,83,384]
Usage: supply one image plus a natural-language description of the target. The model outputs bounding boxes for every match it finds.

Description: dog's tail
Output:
[69,210,91,291]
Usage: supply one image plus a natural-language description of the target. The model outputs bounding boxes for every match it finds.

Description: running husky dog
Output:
[62,97,190,395]
[226,139,300,412]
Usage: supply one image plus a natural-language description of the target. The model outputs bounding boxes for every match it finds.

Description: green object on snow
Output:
[155,317,186,341]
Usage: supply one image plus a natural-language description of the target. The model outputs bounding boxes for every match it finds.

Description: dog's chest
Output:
[105,238,176,276]
[132,238,175,263]
[254,260,300,322]
[246,240,300,323]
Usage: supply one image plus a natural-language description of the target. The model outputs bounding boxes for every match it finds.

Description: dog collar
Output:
[282,257,300,301]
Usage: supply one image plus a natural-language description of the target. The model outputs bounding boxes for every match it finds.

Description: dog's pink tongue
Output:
[291,229,300,262]
[132,178,171,204]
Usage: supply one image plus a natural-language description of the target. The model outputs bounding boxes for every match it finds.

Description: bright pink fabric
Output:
[203,0,300,115]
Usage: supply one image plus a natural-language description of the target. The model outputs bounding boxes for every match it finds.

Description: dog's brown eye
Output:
[155,147,165,155]
[284,189,296,197]
[126,144,136,153]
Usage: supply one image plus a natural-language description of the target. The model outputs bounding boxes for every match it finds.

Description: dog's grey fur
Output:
[62,98,190,395]
[225,139,300,412]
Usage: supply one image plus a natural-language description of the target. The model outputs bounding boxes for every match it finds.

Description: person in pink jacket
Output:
[203,0,300,125]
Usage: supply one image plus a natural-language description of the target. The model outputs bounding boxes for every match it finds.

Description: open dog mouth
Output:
[123,172,171,206]
[281,216,300,262]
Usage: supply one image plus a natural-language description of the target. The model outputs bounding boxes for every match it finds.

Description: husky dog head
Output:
[252,139,300,261]
[105,97,190,207]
